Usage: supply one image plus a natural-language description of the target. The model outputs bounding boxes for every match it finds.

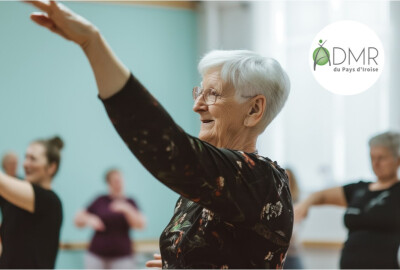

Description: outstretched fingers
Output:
[145,260,162,268]
[30,12,70,40]
[145,254,162,268]
[24,1,52,13]
[30,12,53,27]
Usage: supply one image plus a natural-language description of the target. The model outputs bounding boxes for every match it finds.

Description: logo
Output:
[309,21,384,95]
[313,40,331,69]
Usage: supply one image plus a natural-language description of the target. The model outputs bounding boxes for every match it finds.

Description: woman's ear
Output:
[47,163,58,177]
[244,95,266,127]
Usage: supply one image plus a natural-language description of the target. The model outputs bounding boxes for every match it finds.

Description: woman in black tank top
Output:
[295,131,400,269]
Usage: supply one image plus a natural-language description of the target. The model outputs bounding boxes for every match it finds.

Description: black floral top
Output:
[101,74,293,269]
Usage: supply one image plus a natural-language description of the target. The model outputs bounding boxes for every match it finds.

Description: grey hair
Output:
[369,131,400,157]
[198,50,290,132]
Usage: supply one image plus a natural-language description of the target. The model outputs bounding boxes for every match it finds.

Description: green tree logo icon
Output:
[313,39,331,70]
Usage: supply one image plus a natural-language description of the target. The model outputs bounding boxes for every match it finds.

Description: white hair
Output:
[369,131,400,158]
[198,50,290,132]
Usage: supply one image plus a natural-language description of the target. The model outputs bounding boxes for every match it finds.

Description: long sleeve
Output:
[101,74,288,224]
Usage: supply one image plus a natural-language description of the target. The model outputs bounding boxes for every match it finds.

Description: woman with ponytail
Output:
[0,136,64,269]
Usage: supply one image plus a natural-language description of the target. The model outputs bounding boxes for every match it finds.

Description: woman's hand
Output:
[145,253,162,268]
[110,200,147,230]
[109,199,131,214]
[74,210,105,231]
[87,214,106,231]
[25,1,99,48]
[25,0,130,99]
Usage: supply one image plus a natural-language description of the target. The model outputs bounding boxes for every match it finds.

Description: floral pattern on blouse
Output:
[101,74,293,268]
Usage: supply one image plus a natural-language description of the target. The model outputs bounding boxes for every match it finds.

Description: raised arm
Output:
[0,171,34,213]
[26,0,130,99]
[294,186,346,222]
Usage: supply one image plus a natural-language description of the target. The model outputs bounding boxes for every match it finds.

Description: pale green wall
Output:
[0,1,199,243]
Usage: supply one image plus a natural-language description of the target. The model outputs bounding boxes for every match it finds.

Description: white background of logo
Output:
[309,21,384,95]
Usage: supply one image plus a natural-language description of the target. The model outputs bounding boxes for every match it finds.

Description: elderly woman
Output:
[295,131,400,269]
[26,1,293,268]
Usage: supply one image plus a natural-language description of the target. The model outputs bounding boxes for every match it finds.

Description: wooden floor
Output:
[300,246,341,269]
[56,242,343,269]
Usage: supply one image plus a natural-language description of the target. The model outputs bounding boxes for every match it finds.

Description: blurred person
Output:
[0,136,64,268]
[1,152,19,178]
[0,152,20,258]
[284,168,304,269]
[74,169,146,269]
[26,1,293,268]
[295,131,400,269]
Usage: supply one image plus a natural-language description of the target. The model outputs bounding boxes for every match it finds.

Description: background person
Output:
[295,131,400,269]
[0,151,20,257]
[1,152,19,178]
[0,136,64,269]
[75,169,146,269]
[284,168,304,269]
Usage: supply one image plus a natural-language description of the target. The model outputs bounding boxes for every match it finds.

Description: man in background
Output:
[1,152,19,178]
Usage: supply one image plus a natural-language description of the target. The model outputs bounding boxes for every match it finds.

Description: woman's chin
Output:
[25,176,33,182]
[25,175,38,183]
[198,133,215,145]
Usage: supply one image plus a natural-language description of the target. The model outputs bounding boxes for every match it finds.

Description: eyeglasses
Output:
[192,86,222,105]
[193,86,259,106]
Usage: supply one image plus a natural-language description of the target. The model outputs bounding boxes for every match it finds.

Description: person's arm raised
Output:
[25,0,130,99]
[0,171,34,213]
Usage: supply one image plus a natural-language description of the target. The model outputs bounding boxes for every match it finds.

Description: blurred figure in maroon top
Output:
[75,169,146,269]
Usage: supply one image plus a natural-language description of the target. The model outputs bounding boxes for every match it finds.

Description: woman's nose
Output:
[193,95,208,112]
